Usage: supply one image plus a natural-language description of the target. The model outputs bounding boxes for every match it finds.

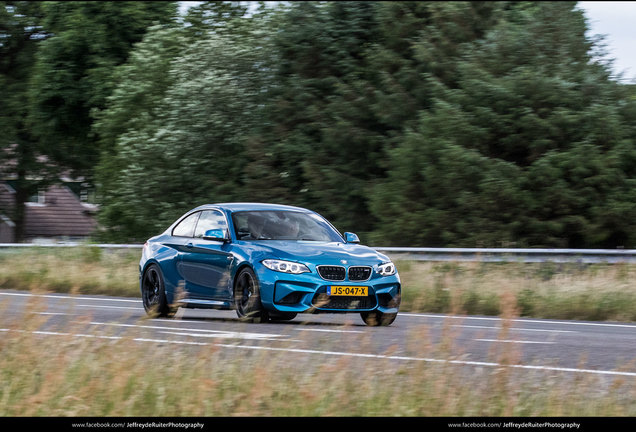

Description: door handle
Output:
[186,242,193,248]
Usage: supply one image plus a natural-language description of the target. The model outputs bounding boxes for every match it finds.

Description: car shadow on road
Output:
[155,310,369,328]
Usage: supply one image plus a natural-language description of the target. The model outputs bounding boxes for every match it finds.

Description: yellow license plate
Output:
[327,286,368,296]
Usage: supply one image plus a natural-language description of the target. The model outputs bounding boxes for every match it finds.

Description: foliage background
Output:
[2,1,635,247]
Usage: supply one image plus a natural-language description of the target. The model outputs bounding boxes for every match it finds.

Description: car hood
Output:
[243,241,390,266]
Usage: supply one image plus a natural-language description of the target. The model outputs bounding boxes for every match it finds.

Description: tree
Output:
[372,1,636,247]
[27,1,177,182]
[371,101,525,246]
[92,25,188,240]
[251,2,505,239]
[0,1,51,241]
[95,5,276,240]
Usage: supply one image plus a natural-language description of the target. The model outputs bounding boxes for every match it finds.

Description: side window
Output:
[194,210,227,238]
[172,212,200,237]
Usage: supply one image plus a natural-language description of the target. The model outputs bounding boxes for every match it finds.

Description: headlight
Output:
[377,262,396,276]
[262,259,310,274]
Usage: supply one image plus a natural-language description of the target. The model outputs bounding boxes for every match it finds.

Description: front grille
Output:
[317,265,346,281]
[348,266,372,281]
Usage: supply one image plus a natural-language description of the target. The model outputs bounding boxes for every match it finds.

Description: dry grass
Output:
[0,295,635,416]
[398,261,636,322]
[0,247,140,297]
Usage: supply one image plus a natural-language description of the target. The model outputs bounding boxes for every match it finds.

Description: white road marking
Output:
[0,291,139,303]
[401,312,636,330]
[1,328,121,341]
[451,324,575,333]
[132,337,210,346]
[84,321,287,340]
[33,330,122,340]
[77,304,140,310]
[295,328,364,334]
[153,318,205,324]
[87,320,359,338]
[159,331,294,341]
[474,338,555,345]
[35,312,70,316]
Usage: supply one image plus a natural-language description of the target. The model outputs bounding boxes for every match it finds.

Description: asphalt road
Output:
[1,289,636,378]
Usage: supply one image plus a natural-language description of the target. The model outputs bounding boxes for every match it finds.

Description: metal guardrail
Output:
[0,243,635,263]
[374,247,636,264]
[0,243,142,249]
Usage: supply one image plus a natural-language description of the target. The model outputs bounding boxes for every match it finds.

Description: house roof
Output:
[21,184,97,238]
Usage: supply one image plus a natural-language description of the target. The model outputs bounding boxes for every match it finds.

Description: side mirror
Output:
[344,232,360,244]
[203,229,228,242]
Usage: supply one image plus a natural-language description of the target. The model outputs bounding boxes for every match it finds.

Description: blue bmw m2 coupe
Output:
[140,203,401,326]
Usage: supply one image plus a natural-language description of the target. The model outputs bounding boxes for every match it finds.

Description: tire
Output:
[142,264,172,318]
[234,267,269,323]
[360,310,397,326]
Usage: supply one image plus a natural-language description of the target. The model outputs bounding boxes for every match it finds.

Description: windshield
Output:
[231,210,343,242]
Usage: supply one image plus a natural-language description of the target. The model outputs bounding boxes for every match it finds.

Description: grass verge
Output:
[398,260,636,322]
[0,247,140,298]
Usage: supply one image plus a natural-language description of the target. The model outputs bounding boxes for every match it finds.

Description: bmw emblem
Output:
[341,260,348,265]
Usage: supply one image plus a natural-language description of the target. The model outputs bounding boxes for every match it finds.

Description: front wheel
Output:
[234,267,269,323]
[360,310,397,326]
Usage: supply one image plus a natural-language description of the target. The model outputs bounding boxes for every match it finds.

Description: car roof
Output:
[192,202,311,213]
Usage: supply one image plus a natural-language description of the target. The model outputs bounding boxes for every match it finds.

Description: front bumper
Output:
[255,266,401,314]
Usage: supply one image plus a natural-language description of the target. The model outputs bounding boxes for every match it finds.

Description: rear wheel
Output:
[234,267,269,323]
[360,310,397,326]
[142,264,171,317]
